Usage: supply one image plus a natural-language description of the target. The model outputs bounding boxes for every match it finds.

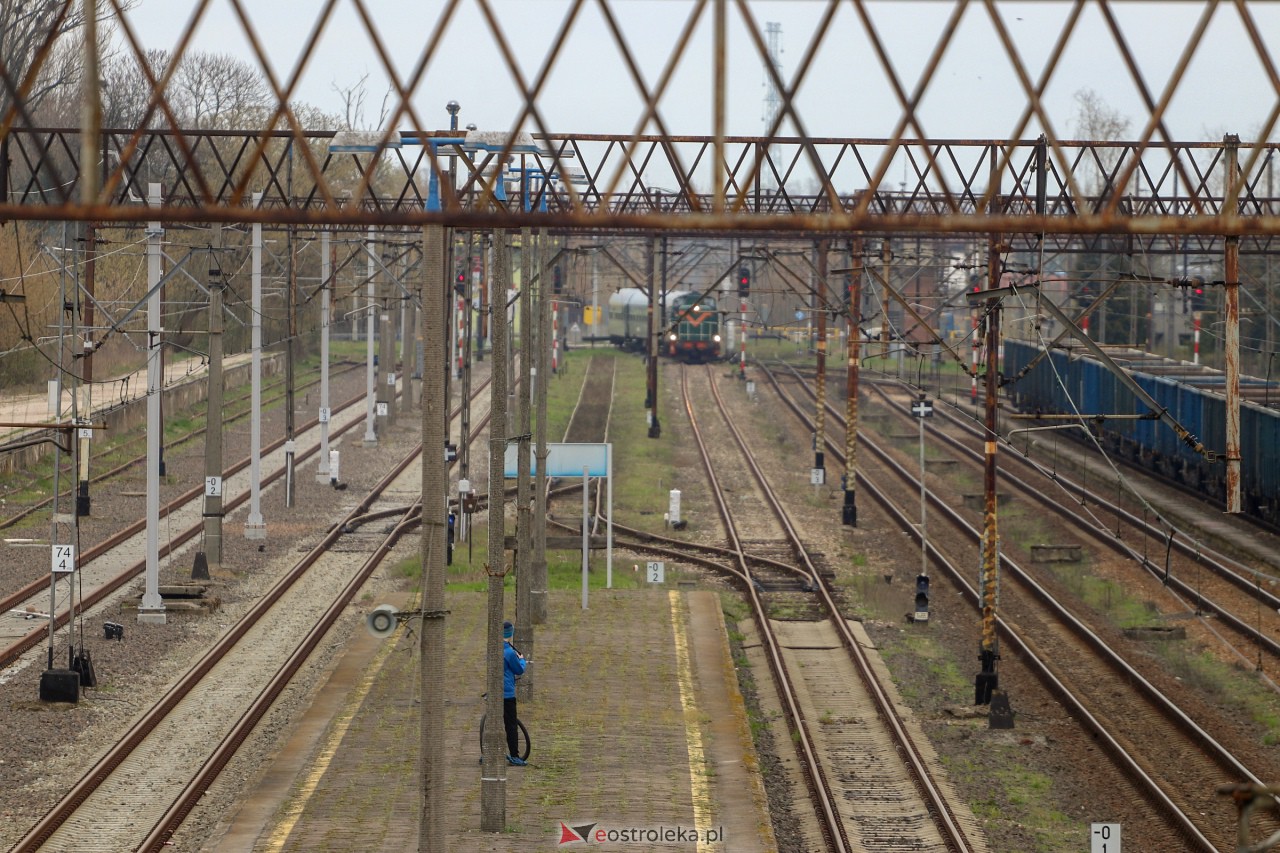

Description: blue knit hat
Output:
[503,621,514,639]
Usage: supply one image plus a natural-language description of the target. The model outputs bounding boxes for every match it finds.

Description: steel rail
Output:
[782,363,1280,662]
[0,386,370,666]
[865,381,1280,652]
[702,365,976,853]
[0,362,362,531]
[140,498,424,851]
[10,442,425,853]
[679,366,851,853]
[761,362,1228,851]
[12,386,497,851]
[0,376,491,669]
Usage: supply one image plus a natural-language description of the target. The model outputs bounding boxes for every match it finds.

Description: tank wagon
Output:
[1003,339,1280,526]
[607,288,689,352]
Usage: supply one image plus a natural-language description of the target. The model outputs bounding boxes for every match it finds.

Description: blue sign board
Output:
[503,442,610,478]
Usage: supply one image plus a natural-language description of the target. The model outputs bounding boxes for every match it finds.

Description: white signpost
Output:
[52,544,76,574]
[1090,823,1120,853]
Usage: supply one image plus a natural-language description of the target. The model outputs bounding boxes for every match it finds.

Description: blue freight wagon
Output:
[1003,339,1280,526]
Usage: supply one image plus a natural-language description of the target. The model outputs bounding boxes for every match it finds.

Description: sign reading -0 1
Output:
[1090,823,1120,853]
[52,544,76,574]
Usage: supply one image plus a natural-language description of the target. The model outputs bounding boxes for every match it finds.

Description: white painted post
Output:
[140,184,166,623]
[668,489,681,526]
[606,443,614,588]
[245,192,266,539]
[364,228,377,446]
[317,229,331,482]
[582,466,589,610]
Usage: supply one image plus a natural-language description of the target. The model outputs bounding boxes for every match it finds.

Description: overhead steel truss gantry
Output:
[1,1,1279,247]
[3,2,1279,847]
[3,127,1280,254]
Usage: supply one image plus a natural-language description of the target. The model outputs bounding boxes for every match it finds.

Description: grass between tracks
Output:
[397,347,694,593]
[0,350,348,529]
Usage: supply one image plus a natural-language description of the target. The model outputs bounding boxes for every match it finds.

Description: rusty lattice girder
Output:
[0,127,1278,250]
[0,2,1278,245]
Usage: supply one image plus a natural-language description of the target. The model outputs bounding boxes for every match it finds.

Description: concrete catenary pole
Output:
[515,228,534,699]
[646,238,661,437]
[141,184,166,623]
[532,236,552,624]
[245,192,266,540]
[482,232,511,830]
[418,223,449,852]
[364,228,378,446]
[975,230,1002,705]
[1223,134,1242,514]
[77,218,95,518]
[843,238,863,526]
[378,245,396,430]
[201,223,224,571]
[284,219,297,508]
[814,240,828,483]
[317,230,332,483]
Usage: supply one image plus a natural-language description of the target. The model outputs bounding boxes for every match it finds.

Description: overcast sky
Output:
[119,1,1280,145]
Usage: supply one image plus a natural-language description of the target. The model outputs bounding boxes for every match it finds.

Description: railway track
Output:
[870,381,1280,666]
[0,384,368,669]
[0,361,361,531]
[11,445,425,853]
[0,375,490,672]
[783,363,1280,693]
[7,375,495,852]
[761,361,1270,850]
[680,364,984,853]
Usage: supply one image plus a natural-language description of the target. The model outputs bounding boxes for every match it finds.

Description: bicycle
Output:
[478,694,531,762]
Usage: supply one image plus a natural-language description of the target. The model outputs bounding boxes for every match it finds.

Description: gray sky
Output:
[123,1,1280,142]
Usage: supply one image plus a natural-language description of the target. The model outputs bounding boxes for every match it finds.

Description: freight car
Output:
[1003,339,1280,526]
[607,288,690,352]
[665,292,722,362]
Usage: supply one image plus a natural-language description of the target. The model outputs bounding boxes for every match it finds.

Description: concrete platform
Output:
[208,588,774,852]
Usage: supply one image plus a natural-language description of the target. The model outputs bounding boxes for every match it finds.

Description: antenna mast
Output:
[763,22,784,189]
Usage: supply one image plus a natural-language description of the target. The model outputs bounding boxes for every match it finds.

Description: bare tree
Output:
[332,71,392,131]
[1070,88,1132,199]
[1,1,140,126]
[168,50,271,129]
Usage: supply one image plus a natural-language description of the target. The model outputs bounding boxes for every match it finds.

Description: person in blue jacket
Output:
[502,621,527,765]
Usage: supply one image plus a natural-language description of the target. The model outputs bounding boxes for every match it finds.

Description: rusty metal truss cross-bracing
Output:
[0,2,1277,243]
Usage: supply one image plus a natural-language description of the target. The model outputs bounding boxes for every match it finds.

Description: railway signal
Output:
[910,395,932,623]
[737,267,750,297]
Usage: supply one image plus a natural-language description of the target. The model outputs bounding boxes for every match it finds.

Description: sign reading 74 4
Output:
[52,544,76,574]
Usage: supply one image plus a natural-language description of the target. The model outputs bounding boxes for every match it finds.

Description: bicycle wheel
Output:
[479,714,532,761]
